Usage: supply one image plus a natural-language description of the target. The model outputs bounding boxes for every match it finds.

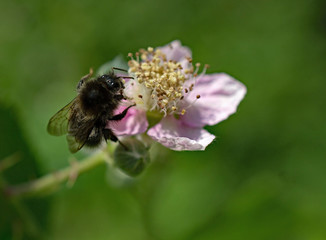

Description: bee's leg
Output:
[77,68,93,91]
[103,128,119,142]
[114,94,125,101]
[110,104,136,121]
[85,127,102,147]
[103,128,128,150]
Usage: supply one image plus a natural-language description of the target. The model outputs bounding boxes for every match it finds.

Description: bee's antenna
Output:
[121,76,134,79]
[112,67,128,73]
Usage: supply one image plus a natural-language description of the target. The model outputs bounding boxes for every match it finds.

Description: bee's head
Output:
[100,74,124,92]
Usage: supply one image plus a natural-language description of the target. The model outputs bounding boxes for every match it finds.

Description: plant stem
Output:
[4,151,108,199]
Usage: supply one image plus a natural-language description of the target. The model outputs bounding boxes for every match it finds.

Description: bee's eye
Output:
[107,79,120,89]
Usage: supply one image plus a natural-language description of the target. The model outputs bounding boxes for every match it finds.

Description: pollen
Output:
[127,46,205,116]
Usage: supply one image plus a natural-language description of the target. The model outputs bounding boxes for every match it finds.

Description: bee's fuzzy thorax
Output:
[79,80,116,116]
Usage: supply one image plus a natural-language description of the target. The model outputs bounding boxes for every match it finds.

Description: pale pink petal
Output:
[147,116,215,151]
[180,73,246,128]
[107,106,148,136]
[158,40,192,62]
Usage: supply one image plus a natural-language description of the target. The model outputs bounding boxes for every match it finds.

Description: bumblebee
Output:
[47,69,133,153]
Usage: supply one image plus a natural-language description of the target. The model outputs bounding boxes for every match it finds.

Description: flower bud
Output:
[113,138,150,177]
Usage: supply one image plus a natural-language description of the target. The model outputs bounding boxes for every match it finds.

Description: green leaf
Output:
[96,55,128,76]
[0,105,50,239]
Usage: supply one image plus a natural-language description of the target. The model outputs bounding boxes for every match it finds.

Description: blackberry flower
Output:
[108,40,246,151]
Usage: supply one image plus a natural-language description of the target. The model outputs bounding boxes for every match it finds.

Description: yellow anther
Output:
[170,76,177,84]
[127,47,200,115]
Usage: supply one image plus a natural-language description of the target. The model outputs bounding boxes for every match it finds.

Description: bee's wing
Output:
[66,134,85,153]
[47,99,76,136]
[66,118,98,153]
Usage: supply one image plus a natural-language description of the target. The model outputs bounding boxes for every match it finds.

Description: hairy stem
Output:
[4,151,108,199]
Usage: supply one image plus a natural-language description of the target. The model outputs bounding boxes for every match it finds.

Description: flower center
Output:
[127,47,200,116]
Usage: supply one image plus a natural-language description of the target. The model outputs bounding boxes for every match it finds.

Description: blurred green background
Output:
[1,0,326,239]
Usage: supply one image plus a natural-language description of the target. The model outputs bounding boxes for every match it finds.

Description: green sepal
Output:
[146,110,164,128]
